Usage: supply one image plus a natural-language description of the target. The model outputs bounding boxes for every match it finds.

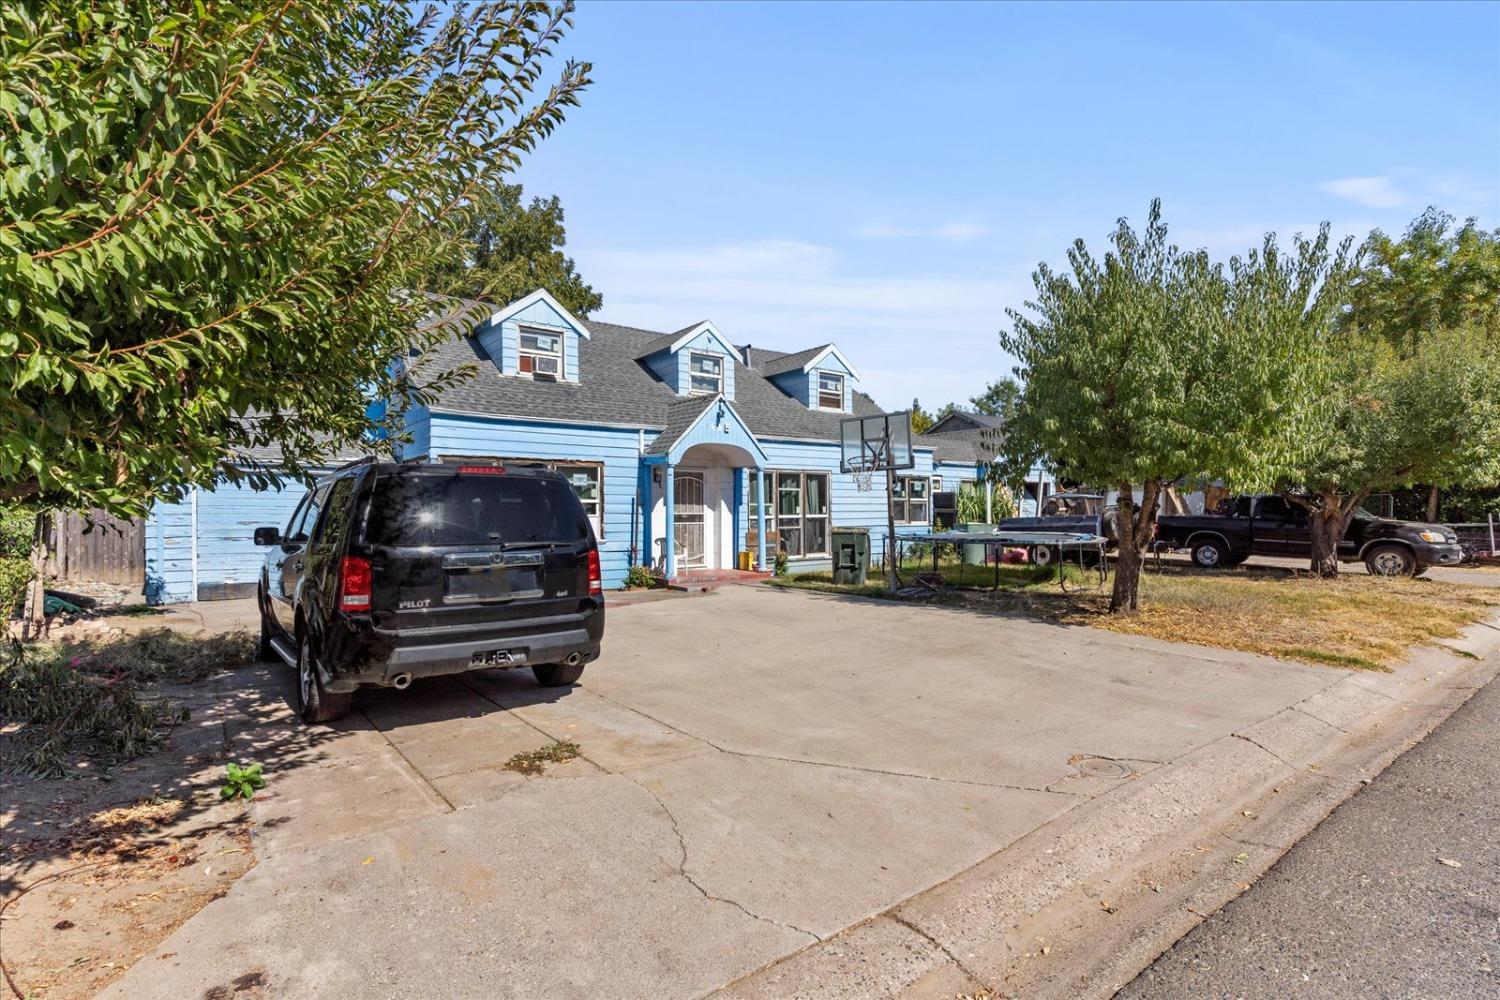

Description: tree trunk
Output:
[1304,489,1362,578]
[1109,479,1161,614]
[21,510,50,641]
[1426,485,1439,523]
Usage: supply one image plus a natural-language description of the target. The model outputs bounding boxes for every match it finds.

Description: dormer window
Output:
[689,352,723,395]
[817,371,845,410]
[519,327,562,378]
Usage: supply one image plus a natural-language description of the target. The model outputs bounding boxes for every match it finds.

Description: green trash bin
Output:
[831,527,870,586]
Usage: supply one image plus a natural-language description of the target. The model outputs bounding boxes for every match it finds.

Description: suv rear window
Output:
[366,471,591,547]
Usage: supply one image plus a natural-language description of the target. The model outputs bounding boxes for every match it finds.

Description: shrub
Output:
[0,506,34,619]
[773,550,790,577]
[623,564,657,590]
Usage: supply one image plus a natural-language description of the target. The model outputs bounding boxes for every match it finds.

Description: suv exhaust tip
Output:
[565,653,583,666]
[390,673,413,690]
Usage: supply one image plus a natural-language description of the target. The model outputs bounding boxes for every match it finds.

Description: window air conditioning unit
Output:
[532,354,561,379]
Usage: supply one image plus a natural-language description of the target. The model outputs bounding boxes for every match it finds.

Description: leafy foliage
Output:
[969,377,1020,421]
[1000,200,1352,609]
[1283,211,1500,570]
[424,181,601,316]
[1,2,590,517]
[623,563,656,590]
[220,761,266,800]
[908,398,936,434]
[0,505,31,616]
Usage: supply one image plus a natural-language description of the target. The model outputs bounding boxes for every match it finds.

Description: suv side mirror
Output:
[253,527,282,546]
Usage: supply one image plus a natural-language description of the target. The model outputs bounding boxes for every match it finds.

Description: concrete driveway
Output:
[101,585,1489,999]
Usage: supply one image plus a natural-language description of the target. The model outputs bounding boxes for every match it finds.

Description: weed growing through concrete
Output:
[220,762,267,800]
[504,740,581,775]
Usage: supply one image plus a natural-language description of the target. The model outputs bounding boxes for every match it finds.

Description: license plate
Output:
[469,649,524,667]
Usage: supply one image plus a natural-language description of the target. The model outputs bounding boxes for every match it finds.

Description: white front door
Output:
[674,471,706,568]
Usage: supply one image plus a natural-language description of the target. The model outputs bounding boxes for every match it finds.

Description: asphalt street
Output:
[1120,665,1500,999]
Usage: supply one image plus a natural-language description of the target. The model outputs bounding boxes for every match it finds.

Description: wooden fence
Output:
[48,510,145,587]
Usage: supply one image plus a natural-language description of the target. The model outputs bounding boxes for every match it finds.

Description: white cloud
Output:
[1317,176,1408,209]
[576,238,1018,409]
[852,218,990,242]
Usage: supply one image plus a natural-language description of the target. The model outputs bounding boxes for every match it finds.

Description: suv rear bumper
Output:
[324,606,604,692]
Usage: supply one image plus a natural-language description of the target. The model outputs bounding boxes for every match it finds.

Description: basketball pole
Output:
[885,429,898,592]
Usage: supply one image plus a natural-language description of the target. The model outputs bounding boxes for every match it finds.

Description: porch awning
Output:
[644,393,769,467]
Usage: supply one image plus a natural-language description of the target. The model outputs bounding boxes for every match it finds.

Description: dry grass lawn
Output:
[1091,570,1500,670]
[769,562,1500,671]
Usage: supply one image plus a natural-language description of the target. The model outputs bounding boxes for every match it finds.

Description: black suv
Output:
[254,459,605,723]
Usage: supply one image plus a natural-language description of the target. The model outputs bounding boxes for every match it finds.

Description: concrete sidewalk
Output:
[99,587,1499,999]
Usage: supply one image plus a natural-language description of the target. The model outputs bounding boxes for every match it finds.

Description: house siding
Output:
[146,480,307,604]
[476,299,583,382]
[428,412,645,589]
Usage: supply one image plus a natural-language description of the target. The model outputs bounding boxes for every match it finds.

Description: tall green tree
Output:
[1284,321,1500,573]
[969,377,1020,421]
[1,1,590,521]
[909,398,936,434]
[1001,202,1351,612]
[1327,210,1500,522]
[425,181,601,316]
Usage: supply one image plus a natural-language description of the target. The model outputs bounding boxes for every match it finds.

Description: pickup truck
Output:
[1155,494,1465,576]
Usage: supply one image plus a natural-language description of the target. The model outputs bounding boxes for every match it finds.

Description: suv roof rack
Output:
[332,455,380,473]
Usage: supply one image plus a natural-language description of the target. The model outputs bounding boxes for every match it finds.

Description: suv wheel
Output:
[257,588,277,663]
[533,662,585,687]
[1191,539,1229,568]
[1365,544,1416,577]
[296,633,353,724]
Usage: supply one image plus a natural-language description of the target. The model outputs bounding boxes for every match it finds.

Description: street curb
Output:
[712,614,1500,1000]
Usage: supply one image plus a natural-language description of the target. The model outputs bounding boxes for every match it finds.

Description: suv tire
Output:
[533,662,585,687]
[1364,544,1416,577]
[1191,538,1230,568]
[257,588,277,663]
[296,632,353,724]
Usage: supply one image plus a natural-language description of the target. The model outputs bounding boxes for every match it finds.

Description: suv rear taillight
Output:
[339,556,372,611]
[587,548,602,597]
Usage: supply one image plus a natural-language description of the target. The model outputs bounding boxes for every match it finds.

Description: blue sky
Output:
[513,1,1500,411]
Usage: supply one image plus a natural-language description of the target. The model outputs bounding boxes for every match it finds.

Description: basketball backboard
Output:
[840,412,916,472]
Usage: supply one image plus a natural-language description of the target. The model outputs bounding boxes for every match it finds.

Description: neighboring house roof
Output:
[416,313,892,443]
[928,409,1005,434]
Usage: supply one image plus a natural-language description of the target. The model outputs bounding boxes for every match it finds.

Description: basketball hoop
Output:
[848,459,876,492]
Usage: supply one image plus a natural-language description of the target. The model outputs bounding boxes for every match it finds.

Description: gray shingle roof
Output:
[644,394,718,454]
[756,344,829,377]
[928,409,1006,433]
[416,314,891,444]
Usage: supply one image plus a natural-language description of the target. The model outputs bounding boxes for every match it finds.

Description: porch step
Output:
[665,569,772,593]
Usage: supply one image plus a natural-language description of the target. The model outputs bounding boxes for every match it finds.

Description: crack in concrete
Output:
[623,773,822,945]
[1292,705,1350,734]
[586,689,1074,796]
[357,706,457,813]
[888,912,988,987]
[1231,731,1312,774]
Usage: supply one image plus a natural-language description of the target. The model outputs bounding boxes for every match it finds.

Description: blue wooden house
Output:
[145,289,1054,602]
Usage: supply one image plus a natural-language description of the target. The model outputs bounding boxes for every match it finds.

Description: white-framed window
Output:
[689,352,723,395]
[518,326,563,378]
[817,371,845,410]
[932,475,943,494]
[554,463,603,537]
[748,471,830,558]
[891,476,930,524]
